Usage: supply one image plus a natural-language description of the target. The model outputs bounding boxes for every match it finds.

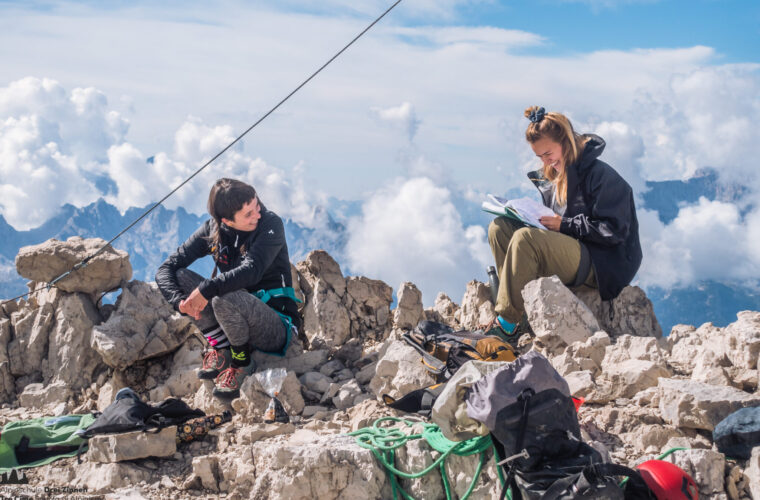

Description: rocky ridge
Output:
[0,237,758,499]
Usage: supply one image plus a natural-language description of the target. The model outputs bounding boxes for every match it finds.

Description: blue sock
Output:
[497,316,516,334]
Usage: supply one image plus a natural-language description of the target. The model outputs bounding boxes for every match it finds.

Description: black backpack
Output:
[466,352,654,500]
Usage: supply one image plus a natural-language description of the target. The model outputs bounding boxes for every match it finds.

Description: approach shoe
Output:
[198,348,232,380]
[212,360,256,400]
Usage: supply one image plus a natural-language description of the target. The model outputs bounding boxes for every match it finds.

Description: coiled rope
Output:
[349,417,504,500]
[1,0,403,307]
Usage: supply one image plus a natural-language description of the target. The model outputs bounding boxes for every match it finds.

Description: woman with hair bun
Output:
[488,106,642,339]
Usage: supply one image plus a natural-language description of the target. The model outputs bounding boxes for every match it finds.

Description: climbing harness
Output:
[1,0,403,308]
[253,287,302,357]
[349,417,505,500]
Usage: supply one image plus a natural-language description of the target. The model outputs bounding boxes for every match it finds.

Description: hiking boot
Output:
[212,360,257,400]
[198,348,232,380]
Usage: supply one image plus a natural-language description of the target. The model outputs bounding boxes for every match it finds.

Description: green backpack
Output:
[0,413,96,475]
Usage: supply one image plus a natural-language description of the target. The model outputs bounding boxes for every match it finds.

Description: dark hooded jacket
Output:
[528,134,642,300]
[155,203,301,330]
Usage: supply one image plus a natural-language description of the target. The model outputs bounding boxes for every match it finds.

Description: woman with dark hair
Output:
[156,178,301,399]
[488,106,642,340]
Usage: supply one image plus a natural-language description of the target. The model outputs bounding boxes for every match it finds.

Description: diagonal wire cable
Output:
[1,0,403,307]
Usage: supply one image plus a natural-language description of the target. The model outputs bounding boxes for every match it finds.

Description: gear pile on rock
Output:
[1,237,759,499]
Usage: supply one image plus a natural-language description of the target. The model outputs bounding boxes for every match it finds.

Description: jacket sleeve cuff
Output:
[559,217,573,236]
[197,280,215,301]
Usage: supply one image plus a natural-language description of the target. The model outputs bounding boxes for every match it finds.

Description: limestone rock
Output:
[160,335,204,397]
[393,282,424,330]
[747,446,760,500]
[91,280,194,370]
[430,293,460,327]
[319,359,345,378]
[87,426,177,462]
[594,359,671,402]
[368,341,435,399]
[458,280,495,330]
[333,379,363,410]
[17,381,70,409]
[575,285,662,338]
[248,432,390,499]
[658,378,760,430]
[345,276,393,342]
[0,318,15,402]
[45,293,104,390]
[298,252,351,351]
[664,449,725,498]
[7,301,55,377]
[192,455,220,491]
[15,236,131,295]
[66,461,154,493]
[300,371,333,394]
[523,276,599,351]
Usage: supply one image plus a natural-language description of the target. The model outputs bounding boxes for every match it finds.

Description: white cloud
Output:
[0,77,125,229]
[370,101,420,142]
[345,176,491,305]
[637,198,760,289]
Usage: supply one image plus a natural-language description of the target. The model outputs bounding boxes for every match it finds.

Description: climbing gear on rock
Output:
[176,411,232,445]
[637,459,698,500]
[350,417,504,500]
[198,348,232,380]
[403,320,517,382]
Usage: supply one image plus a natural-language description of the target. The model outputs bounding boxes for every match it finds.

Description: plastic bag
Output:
[255,368,290,424]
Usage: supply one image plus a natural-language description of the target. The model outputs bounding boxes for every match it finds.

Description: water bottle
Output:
[487,266,499,305]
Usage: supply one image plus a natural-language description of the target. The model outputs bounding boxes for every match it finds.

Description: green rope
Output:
[349,417,501,500]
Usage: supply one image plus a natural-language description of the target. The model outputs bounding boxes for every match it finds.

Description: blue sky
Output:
[0,0,759,306]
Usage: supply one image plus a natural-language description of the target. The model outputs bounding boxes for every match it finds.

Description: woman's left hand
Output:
[179,287,208,320]
[540,215,562,231]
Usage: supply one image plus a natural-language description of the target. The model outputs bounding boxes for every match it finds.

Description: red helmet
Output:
[637,460,699,500]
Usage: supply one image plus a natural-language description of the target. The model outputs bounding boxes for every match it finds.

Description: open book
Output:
[482,195,556,230]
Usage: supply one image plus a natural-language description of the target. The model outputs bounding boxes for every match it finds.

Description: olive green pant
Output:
[487,217,597,323]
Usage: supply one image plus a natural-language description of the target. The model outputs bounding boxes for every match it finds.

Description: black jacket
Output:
[528,135,642,300]
[155,204,301,329]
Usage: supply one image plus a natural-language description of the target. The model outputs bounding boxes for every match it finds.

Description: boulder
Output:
[0,317,15,402]
[45,293,104,390]
[746,446,760,500]
[15,236,131,295]
[17,381,70,409]
[298,252,351,351]
[87,426,177,462]
[658,378,760,431]
[247,432,390,499]
[575,285,662,338]
[369,341,435,399]
[90,280,195,370]
[523,276,599,351]
[458,280,495,330]
[664,449,726,499]
[300,371,333,394]
[429,293,460,327]
[393,282,424,330]
[7,301,55,377]
[345,276,393,342]
[333,379,363,410]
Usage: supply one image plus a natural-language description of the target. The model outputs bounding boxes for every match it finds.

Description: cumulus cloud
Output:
[345,176,491,304]
[0,77,326,232]
[637,198,760,289]
[370,102,420,142]
[0,77,127,229]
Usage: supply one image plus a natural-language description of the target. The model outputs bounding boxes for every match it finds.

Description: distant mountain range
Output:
[1,168,757,334]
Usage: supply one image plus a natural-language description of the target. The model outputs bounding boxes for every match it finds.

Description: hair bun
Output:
[525,106,546,124]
